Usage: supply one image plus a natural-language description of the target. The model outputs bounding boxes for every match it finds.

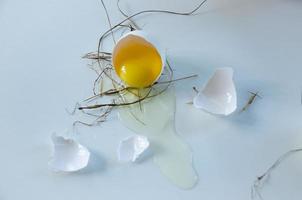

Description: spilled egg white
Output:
[112,30,166,87]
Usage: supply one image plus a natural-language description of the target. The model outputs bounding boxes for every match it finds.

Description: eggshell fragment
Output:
[118,135,150,162]
[48,134,90,172]
[193,67,237,115]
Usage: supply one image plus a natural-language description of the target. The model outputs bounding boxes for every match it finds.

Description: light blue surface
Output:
[0,0,302,199]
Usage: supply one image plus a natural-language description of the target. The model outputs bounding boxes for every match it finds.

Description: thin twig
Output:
[156,74,198,85]
[117,0,141,30]
[75,0,207,125]
[80,59,173,111]
[251,148,302,200]
[65,102,81,115]
[193,86,199,93]
[100,0,116,43]
[83,51,112,60]
[73,106,113,128]
[78,88,152,110]
[97,0,208,52]
[241,91,262,113]
[83,73,197,102]
[96,0,207,85]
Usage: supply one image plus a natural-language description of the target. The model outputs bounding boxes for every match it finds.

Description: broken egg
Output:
[117,135,150,162]
[48,134,90,172]
[112,30,165,88]
[193,67,237,115]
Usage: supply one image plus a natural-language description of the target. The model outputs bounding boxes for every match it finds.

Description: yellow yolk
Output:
[112,34,163,88]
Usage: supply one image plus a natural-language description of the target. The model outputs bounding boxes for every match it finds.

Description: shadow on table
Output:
[76,149,107,175]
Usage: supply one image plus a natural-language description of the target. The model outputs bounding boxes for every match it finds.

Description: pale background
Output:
[0,0,302,199]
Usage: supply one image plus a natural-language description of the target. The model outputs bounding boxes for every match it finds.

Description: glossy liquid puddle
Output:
[118,88,198,189]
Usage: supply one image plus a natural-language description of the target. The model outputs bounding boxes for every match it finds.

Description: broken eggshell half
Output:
[112,30,166,88]
[193,67,237,115]
[118,135,150,163]
[48,134,90,172]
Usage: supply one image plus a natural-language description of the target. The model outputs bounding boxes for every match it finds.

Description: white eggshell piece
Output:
[193,67,237,115]
[118,135,150,162]
[49,134,90,172]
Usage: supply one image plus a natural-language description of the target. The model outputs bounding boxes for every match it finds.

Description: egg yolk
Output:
[112,35,163,88]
